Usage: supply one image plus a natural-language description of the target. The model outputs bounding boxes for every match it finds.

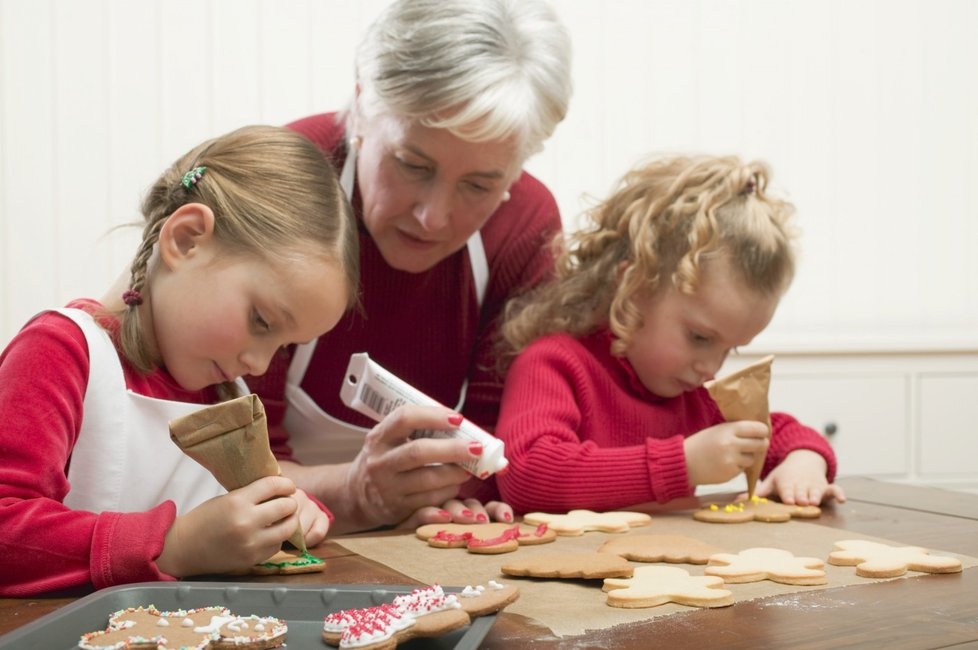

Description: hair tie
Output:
[181,166,207,191]
[742,176,757,196]
[122,289,143,307]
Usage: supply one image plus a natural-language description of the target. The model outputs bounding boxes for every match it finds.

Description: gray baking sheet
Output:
[0,582,497,649]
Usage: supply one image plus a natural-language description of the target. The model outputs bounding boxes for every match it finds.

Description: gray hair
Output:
[347,0,572,163]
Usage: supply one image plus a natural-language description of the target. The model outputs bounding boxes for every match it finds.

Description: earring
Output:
[501,190,511,202]
[352,136,363,151]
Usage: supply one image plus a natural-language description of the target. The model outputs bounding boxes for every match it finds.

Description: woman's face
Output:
[355,114,520,273]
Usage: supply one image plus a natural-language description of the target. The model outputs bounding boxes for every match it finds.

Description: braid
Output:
[118,215,168,373]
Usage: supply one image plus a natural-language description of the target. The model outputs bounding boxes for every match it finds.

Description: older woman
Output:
[251,0,572,534]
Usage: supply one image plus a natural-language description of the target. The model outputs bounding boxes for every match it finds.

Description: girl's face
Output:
[355,114,519,273]
[151,245,348,392]
[623,258,779,399]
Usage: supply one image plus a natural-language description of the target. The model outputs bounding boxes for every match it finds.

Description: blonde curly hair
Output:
[500,155,796,360]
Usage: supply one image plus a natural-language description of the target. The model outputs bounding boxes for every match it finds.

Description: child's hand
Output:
[397,498,515,529]
[751,449,847,505]
[157,476,300,578]
[293,488,331,547]
[683,420,769,486]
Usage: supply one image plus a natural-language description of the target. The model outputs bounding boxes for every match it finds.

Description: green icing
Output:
[258,551,323,569]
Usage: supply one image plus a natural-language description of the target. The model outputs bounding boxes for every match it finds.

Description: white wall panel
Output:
[1,0,977,354]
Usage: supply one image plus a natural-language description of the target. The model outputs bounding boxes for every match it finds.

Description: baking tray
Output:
[0,582,497,649]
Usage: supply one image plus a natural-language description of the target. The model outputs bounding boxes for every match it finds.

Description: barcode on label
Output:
[362,384,406,416]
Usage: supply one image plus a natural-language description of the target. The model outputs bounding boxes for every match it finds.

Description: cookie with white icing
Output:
[322,581,518,650]
[79,606,287,649]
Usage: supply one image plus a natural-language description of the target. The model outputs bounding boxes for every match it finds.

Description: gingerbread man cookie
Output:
[599,534,725,565]
[79,606,287,650]
[603,566,733,609]
[828,539,963,578]
[693,496,821,523]
[705,547,827,585]
[322,582,518,650]
[501,551,635,580]
[250,549,325,575]
[415,522,556,554]
[522,510,652,535]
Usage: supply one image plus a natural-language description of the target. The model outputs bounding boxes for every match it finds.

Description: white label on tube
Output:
[340,352,507,479]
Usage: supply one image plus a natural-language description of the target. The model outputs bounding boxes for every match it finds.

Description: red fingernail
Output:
[437,509,451,518]
[462,509,474,517]
[476,513,488,522]
[503,512,513,521]
[468,442,483,456]
[448,414,464,426]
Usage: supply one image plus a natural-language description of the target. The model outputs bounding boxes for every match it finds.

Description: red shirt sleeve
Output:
[494,336,691,514]
[764,412,838,482]
[0,311,175,596]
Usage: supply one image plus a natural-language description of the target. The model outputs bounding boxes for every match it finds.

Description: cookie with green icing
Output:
[251,549,326,575]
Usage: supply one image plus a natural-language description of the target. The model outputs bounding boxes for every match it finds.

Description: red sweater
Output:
[251,113,562,459]
[495,331,838,514]
[0,300,331,597]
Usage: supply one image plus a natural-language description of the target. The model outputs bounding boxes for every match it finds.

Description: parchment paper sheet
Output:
[335,513,977,637]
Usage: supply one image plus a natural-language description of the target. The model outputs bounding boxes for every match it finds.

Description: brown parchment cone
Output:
[169,393,306,552]
[705,355,774,498]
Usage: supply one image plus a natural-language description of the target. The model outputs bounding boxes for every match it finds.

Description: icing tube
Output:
[340,352,508,479]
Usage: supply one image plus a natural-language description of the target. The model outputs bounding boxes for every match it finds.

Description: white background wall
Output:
[2,0,977,352]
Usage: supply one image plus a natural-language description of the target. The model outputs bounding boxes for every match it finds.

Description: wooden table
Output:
[2,477,976,649]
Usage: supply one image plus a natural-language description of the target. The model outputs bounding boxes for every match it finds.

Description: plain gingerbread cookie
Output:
[501,551,635,579]
[705,547,827,585]
[603,566,733,609]
[522,510,652,535]
[828,539,963,578]
[599,534,725,565]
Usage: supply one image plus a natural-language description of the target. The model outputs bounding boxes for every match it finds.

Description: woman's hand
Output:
[750,449,847,505]
[341,405,487,531]
[156,476,300,577]
[683,420,770,487]
[396,498,515,530]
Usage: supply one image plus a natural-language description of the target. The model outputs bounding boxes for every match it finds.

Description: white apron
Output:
[58,308,247,515]
[283,147,489,465]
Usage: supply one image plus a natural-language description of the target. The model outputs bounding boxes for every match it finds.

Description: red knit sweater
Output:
[251,113,562,459]
[495,330,838,514]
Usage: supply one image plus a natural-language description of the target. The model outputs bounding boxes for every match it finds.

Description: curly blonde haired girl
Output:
[494,155,845,514]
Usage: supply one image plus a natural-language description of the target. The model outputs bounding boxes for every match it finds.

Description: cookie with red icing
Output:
[415,522,556,554]
[322,582,518,650]
[79,606,287,649]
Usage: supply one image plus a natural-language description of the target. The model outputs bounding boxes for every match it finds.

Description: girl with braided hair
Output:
[493,155,846,514]
[0,125,361,595]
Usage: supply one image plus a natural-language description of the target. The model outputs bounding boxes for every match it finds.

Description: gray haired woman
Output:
[249,0,573,534]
